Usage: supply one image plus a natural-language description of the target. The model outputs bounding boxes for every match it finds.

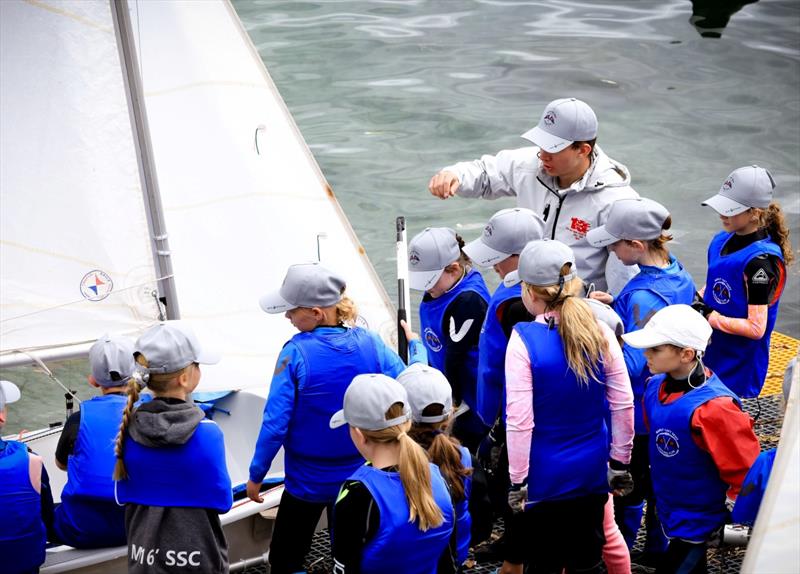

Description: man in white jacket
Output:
[429,98,638,294]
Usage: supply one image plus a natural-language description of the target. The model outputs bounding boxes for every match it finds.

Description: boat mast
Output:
[110,0,180,319]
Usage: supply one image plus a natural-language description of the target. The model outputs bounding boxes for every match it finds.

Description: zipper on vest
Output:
[537,176,567,240]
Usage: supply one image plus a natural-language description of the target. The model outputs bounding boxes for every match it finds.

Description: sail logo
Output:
[722,177,734,191]
[543,110,557,126]
[712,277,732,305]
[655,428,680,458]
[423,327,442,352]
[80,270,113,301]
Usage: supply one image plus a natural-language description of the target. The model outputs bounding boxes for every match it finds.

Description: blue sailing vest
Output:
[116,419,232,513]
[732,448,776,525]
[351,462,454,574]
[703,231,783,397]
[285,327,383,502]
[515,322,609,503]
[614,256,696,433]
[476,282,521,425]
[645,373,739,541]
[56,393,127,548]
[419,269,490,409]
[455,445,472,565]
[0,440,46,574]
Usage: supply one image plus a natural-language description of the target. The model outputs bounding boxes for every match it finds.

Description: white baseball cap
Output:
[504,239,578,288]
[396,363,453,423]
[702,165,775,216]
[622,304,712,353]
[0,380,21,411]
[330,374,412,430]
[89,334,136,387]
[463,208,546,267]
[586,198,671,247]
[408,227,461,291]
[260,263,346,313]
[134,322,220,375]
[521,98,598,153]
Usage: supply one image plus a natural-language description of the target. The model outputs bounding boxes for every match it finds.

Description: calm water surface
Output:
[3,0,798,435]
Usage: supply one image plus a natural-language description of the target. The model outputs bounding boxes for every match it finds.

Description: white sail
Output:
[130,0,394,392]
[0,0,162,364]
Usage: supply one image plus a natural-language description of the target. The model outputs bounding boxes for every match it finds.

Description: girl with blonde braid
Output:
[330,374,454,574]
[114,322,231,574]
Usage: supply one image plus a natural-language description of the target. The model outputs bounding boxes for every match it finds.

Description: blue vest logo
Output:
[711,277,732,305]
[424,327,443,352]
[655,428,680,458]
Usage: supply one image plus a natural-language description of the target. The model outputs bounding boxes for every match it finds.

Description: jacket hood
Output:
[539,144,632,194]
[128,398,205,447]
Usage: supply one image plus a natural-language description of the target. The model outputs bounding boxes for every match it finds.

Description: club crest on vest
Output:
[424,327,443,352]
[712,277,733,305]
[655,428,680,458]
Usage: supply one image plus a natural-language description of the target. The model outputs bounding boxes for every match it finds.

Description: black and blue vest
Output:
[0,440,46,574]
[56,393,127,548]
[703,231,783,397]
[284,327,384,502]
[645,373,739,541]
[116,419,232,513]
[476,282,521,425]
[515,322,608,503]
[419,269,489,409]
[614,256,695,433]
[350,462,454,574]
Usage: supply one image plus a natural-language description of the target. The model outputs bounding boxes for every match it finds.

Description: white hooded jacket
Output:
[444,144,639,293]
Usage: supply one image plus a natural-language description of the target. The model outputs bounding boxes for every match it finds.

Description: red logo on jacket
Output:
[569,217,591,239]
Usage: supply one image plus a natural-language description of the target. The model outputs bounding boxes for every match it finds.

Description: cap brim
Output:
[409,268,445,292]
[258,290,297,314]
[0,380,21,404]
[701,194,749,216]
[463,238,511,267]
[585,225,619,248]
[503,270,522,288]
[521,126,571,153]
[329,409,347,429]
[621,329,672,350]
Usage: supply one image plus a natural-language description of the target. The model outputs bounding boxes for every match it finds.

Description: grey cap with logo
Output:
[407,227,461,291]
[521,98,598,153]
[329,373,412,431]
[464,208,546,267]
[259,262,346,313]
[586,198,670,248]
[89,334,136,387]
[134,322,220,375]
[396,363,453,424]
[503,239,578,288]
[702,165,775,216]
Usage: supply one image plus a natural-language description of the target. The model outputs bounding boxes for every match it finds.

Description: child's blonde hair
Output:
[112,354,193,480]
[360,403,444,531]
[335,293,358,326]
[755,203,794,265]
[523,265,608,385]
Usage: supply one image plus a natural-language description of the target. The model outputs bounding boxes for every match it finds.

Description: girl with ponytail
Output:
[114,322,231,574]
[502,239,634,574]
[330,374,454,574]
[399,363,474,570]
[698,165,793,398]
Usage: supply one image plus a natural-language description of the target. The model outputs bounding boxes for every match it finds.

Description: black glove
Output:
[607,459,634,497]
[691,292,714,318]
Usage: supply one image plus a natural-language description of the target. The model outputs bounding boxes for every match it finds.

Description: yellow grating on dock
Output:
[761,331,800,397]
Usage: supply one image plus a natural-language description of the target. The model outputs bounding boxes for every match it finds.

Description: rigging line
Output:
[23,0,112,33]
[20,350,82,406]
[0,274,175,324]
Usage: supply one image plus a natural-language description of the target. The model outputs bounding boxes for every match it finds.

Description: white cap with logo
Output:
[521,98,598,153]
[464,208,546,267]
[503,239,578,288]
[0,380,21,411]
[329,374,412,430]
[622,304,712,353]
[134,322,220,375]
[702,165,775,216]
[396,363,453,423]
[407,227,461,291]
[260,263,346,314]
[586,198,671,248]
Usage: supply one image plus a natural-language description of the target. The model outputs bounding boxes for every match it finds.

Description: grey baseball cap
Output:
[586,198,670,247]
[464,208,546,267]
[585,298,625,338]
[134,322,220,375]
[504,239,578,288]
[89,334,136,387]
[0,380,21,411]
[259,263,346,313]
[329,373,412,430]
[396,363,453,424]
[622,304,712,353]
[702,165,775,216]
[408,227,461,291]
[521,98,598,153]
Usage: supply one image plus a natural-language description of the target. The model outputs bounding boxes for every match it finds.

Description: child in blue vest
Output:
[503,239,635,574]
[461,208,543,564]
[1,380,53,574]
[52,335,133,549]
[408,227,491,451]
[330,373,454,574]
[114,322,232,574]
[622,304,760,574]
[695,165,792,398]
[399,363,473,571]
[247,263,426,574]
[587,197,696,563]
